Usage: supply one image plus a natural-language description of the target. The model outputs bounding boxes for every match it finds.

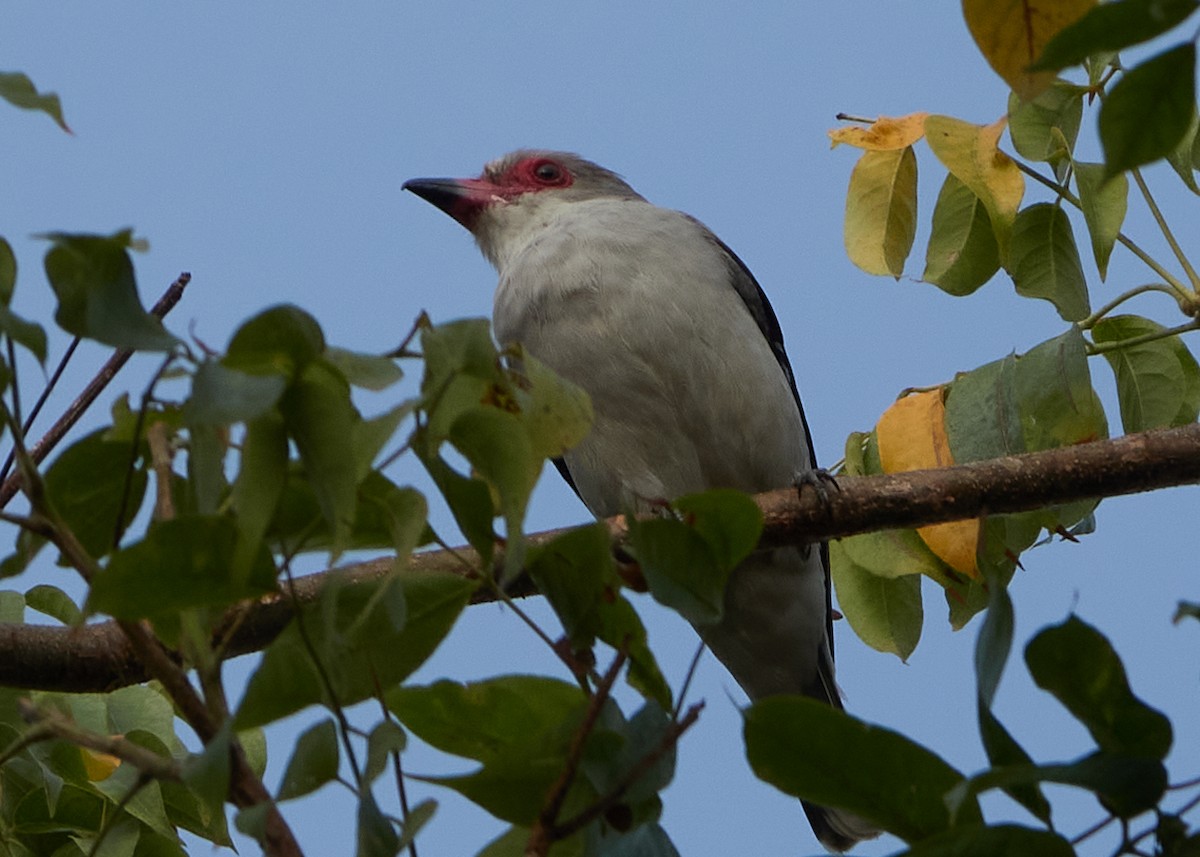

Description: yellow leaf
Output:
[829,113,931,151]
[844,146,919,278]
[876,390,981,579]
[81,746,121,781]
[924,115,1025,263]
[962,0,1096,100]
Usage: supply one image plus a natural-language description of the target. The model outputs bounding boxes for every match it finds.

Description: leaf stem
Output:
[1130,168,1200,293]
[1085,319,1200,355]
[1078,283,1181,328]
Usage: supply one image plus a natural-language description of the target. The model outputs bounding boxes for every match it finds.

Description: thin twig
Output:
[526,650,628,857]
[0,272,191,510]
[552,701,705,841]
[0,337,80,485]
[1131,168,1200,293]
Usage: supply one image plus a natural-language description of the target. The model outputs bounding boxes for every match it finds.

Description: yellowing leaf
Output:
[81,745,121,781]
[962,0,1096,100]
[876,390,981,579]
[844,146,919,278]
[829,113,930,151]
[925,115,1025,263]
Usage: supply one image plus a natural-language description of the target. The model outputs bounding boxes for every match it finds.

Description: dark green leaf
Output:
[277,719,339,800]
[1074,162,1128,280]
[628,518,727,626]
[0,237,14,305]
[744,696,979,841]
[672,490,763,572]
[280,359,361,551]
[44,429,147,562]
[396,798,436,854]
[0,589,24,622]
[357,790,401,857]
[420,318,502,396]
[416,453,496,565]
[389,676,591,825]
[1009,203,1090,321]
[0,71,70,131]
[1014,328,1108,451]
[1166,107,1200,194]
[1008,83,1083,163]
[1033,0,1200,71]
[353,401,414,480]
[364,719,407,784]
[951,751,1166,818]
[945,354,1023,462]
[830,539,924,659]
[236,571,474,729]
[1093,315,1200,430]
[922,173,1001,296]
[893,824,1074,857]
[1100,43,1197,176]
[23,584,81,625]
[1025,615,1172,759]
[89,515,277,620]
[1174,600,1200,623]
[232,411,288,574]
[234,802,271,843]
[42,231,177,351]
[225,304,325,377]
[581,701,676,804]
[0,305,48,365]
[325,346,403,391]
[180,723,231,836]
[184,360,286,426]
[187,422,227,516]
[388,676,585,764]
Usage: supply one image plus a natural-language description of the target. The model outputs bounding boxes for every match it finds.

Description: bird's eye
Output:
[533,161,564,183]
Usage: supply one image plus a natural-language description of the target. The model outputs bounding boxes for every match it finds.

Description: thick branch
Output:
[3,422,1199,693]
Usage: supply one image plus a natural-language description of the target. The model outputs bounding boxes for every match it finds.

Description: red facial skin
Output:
[404,156,574,229]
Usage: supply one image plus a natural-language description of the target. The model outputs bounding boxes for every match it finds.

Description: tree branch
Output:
[2,422,1199,693]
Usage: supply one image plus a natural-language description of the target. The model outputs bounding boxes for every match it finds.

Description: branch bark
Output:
[3,422,1199,694]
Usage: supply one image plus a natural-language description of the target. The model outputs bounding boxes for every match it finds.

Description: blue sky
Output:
[5,3,1198,855]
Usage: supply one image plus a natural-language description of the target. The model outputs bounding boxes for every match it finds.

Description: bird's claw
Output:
[793,467,839,511]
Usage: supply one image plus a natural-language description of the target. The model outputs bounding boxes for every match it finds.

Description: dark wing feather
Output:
[703,229,837,664]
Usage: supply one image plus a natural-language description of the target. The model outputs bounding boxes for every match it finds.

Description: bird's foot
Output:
[793,467,839,512]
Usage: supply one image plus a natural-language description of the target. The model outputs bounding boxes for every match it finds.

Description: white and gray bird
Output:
[404,150,878,852]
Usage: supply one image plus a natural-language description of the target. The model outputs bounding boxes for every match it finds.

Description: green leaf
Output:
[232,411,288,573]
[420,318,503,405]
[1074,162,1128,280]
[184,360,286,426]
[236,571,474,729]
[922,173,1001,296]
[187,422,227,516]
[24,584,81,625]
[1093,315,1200,431]
[974,577,1051,822]
[844,146,919,278]
[893,824,1074,857]
[1025,615,1172,759]
[1008,203,1090,321]
[629,508,732,628]
[1166,107,1200,194]
[829,539,923,660]
[357,790,401,857]
[389,676,591,825]
[0,305,48,365]
[364,719,407,784]
[945,354,1024,461]
[89,515,277,620]
[1033,0,1200,71]
[417,454,496,565]
[951,752,1167,819]
[180,723,232,837]
[448,407,538,580]
[0,237,14,305]
[353,401,415,480]
[325,346,404,391]
[1174,600,1200,623]
[1008,83,1083,164]
[0,71,70,131]
[42,231,177,351]
[0,589,24,622]
[515,351,593,462]
[744,696,979,841]
[225,304,325,377]
[44,429,147,562]
[1100,43,1197,176]
[277,718,339,800]
[280,359,361,551]
[1014,328,1108,450]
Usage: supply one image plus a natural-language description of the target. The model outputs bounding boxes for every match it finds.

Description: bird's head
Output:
[403,150,644,267]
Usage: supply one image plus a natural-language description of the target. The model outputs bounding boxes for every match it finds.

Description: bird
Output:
[403,150,879,852]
